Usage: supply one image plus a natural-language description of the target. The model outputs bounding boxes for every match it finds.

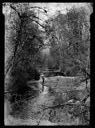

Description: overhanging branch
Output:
[32,19,45,28]
[31,15,43,21]
[10,4,21,18]
[30,6,47,13]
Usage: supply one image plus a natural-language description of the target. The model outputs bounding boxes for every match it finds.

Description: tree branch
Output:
[30,15,43,21]
[32,19,45,28]
[37,111,46,125]
[10,4,21,18]
[43,102,75,110]
[30,6,47,13]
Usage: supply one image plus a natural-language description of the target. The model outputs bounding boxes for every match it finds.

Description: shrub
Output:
[26,67,40,80]
[7,67,40,104]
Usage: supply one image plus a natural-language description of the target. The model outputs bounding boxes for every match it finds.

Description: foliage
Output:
[44,7,90,78]
[5,3,44,77]
[4,4,91,126]
[4,3,45,103]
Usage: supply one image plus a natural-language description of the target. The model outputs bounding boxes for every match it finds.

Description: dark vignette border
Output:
[0,1,94,128]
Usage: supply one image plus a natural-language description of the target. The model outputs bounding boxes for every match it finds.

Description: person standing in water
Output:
[41,73,45,92]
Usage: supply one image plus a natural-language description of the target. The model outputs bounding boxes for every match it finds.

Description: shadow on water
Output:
[5,80,41,119]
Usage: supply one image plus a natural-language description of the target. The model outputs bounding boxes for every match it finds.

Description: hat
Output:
[41,73,44,77]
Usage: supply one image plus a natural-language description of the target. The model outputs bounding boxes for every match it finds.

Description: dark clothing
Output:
[42,76,45,91]
[42,77,45,84]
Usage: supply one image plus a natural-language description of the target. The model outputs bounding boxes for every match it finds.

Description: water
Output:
[27,79,49,95]
[42,86,48,94]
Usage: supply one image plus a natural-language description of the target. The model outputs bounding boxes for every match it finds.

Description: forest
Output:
[4,3,92,125]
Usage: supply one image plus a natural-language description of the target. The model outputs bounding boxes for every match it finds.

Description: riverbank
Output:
[5,76,90,125]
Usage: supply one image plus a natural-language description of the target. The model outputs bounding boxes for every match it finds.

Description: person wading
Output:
[41,73,45,92]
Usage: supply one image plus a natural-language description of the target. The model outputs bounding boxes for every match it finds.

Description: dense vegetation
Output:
[44,7,90,78]
[4,3,91,125]
[4,3,45,101]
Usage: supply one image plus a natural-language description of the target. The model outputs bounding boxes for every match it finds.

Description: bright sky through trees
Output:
[29,3,91,21]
